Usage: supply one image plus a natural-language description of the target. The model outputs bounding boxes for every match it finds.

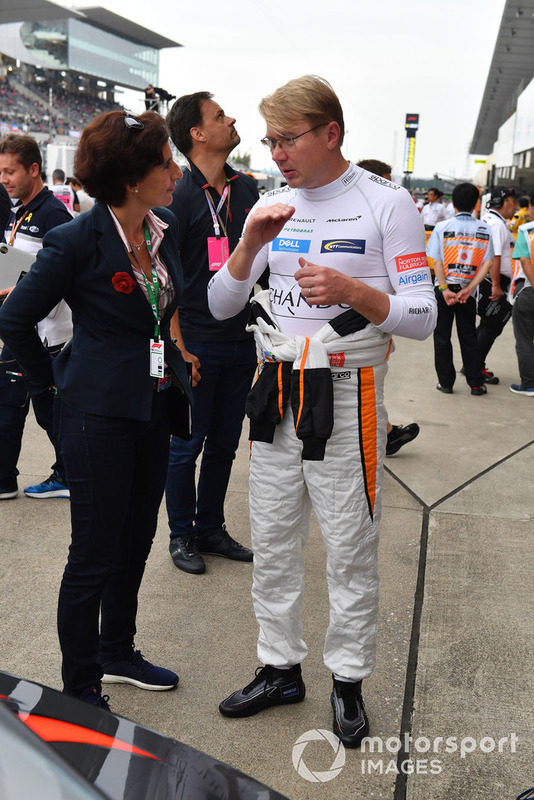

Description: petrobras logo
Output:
[399,271,431,285]
[272,237,311,253]
[395,252,428,272]
[320,239,366,254]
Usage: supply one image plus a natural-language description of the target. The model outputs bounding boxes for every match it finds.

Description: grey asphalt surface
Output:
[1,322,533,800]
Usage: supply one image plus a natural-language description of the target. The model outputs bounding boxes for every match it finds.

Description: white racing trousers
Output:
[249,359,389,681]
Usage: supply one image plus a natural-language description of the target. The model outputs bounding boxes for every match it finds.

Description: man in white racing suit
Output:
[207,75,437,747]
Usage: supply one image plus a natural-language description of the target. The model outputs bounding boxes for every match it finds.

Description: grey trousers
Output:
[512,286,534,388]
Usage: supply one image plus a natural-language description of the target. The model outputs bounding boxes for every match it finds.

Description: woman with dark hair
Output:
[0,111,192,708]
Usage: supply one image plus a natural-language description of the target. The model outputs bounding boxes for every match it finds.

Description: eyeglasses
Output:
[124,115,144,131]
[260,123,327,153]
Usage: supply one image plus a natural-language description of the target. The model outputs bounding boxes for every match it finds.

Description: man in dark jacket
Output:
[165,92,258,574]
[0,133,72,500]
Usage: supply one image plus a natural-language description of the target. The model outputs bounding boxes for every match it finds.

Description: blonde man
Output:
[208,76,436,746]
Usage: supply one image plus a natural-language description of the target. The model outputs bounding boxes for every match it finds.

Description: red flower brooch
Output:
[112,272,136,294]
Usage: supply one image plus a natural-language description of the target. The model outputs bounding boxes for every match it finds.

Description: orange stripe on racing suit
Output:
[277,362,285,419]
[358,366,378,520]
[295,337,310,432]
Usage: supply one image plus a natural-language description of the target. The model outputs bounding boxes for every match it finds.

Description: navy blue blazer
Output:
[0,202,193,423]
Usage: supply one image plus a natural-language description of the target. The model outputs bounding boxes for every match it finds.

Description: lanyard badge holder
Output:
[131,225,165,380]
[205,185,230,270]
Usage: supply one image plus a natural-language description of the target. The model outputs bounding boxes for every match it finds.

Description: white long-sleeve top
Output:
[208,163,436,341]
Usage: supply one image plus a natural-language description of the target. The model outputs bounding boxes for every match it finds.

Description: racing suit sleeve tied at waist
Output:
[246,359,334,461]
[245,290,394,461]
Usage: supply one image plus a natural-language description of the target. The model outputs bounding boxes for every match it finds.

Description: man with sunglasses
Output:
[164,92,257,574]
[208,76,436,747]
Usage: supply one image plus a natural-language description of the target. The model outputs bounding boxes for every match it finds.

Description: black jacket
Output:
[169,161,258,342]
[0,202,193,424]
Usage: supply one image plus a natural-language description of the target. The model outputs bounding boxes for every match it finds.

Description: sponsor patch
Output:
[398,271,431,285]
[329,352,345,367]
[326,216,361,223]
[342,170,357,186]
[272,237,311,253]
[369,174,401,190]
[332,371,352,381]
[282,682,300,698]
[321,239,366,254]
[395,252,428,272]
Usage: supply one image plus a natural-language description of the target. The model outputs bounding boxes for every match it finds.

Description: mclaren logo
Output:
[321,239,366,254]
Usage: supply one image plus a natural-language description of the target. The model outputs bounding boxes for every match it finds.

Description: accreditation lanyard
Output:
[130,224,164,379]
[8,210,29,245]
[204,183,230,238]
[205,184,231,271]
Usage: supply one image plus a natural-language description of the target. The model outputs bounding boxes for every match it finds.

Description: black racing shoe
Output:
[219,664,305,718]
[471,385,487,396]
[331,677,369,748]
[386,423,420,456]
[436,383,453,394]
[169,536,206,574]
[197,525,253,562]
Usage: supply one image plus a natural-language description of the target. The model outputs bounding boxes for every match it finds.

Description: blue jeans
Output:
[55,392,171,696]
[166,338,256,540]
[0,343,64,484]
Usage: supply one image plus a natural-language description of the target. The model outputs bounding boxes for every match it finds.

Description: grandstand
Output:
[0,0,181,175]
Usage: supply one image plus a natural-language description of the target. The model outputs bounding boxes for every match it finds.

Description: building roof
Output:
[76,6,181,49]
[470,0,534,154]
[0,0,80,24]
[0,0,181,50]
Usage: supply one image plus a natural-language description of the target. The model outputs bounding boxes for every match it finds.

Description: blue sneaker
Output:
[101,649,179,691]
[24,472,69,499]
[510,384,534,396]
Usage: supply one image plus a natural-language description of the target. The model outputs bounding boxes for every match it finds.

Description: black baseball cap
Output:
[487,187,516,208]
